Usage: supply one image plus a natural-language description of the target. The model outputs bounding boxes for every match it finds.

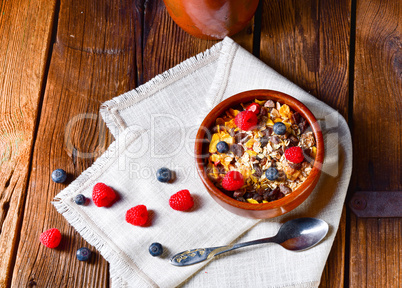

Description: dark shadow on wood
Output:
[252,0,263,58]
[345,0,356,287]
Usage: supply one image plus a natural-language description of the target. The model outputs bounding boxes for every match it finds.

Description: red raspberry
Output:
[169,190,194,211]
[234,111,258,131]
[92,183,117,207]
[285,146,304,163]
[126,205,149,226]
[40,228,62,248]
[222,171,244,191]
[246,103,261,114]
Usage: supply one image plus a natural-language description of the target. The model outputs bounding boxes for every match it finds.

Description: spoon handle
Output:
[170,236,278,266]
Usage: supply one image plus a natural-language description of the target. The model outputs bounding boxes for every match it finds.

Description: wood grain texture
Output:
[0,0,57,287]
[350,218,401,287]
[141,0,254,84]
[259,1,351,287]
[350,0,401,286]
[260,0,350,118]
[8,0,253,286]
[320,208,346,287]
[10,0,139,286]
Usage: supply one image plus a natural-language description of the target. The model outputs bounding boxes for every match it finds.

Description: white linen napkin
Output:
[54,37,352,288]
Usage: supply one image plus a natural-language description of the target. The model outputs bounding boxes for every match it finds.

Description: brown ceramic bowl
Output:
[195,89,324,219]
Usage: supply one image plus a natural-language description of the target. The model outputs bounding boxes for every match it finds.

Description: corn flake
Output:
[209,133,221,153]
[246,198,259,204]
[279,104,291,118]
[311,146,317,158]
[225,119,237,129]
[228,108,240,117]
[220,133,234,144]
[245,139,255,149]
[209,132,234,153]
[240,167,252,178]
[211,154,220,164]
[207,164,219,180]
[254,99,266,106]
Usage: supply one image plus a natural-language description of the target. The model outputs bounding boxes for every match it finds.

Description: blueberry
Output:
[273,122,287,135]
[216,141,229,153]
[156,168,172,183]
[51,169,67,183]
[265,167,279,181]
[76,247,92,261]
[74,194,86,205]
[149,242,163,257]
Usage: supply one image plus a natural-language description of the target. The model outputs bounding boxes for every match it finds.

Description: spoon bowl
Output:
[275,218,329,251]
[170,218,329,266]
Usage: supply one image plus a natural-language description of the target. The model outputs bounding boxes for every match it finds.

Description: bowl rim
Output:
[194,89,324,212]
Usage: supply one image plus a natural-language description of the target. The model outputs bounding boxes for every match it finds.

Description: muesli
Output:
[206,99,317,204]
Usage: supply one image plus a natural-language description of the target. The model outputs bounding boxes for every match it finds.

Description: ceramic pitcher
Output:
[163,0,259,40]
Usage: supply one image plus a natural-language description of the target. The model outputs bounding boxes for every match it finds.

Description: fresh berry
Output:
[222,171,244,191]
[74,194,86,205]
[216,141,229,153]
[76,247,92,261]
[265,167,279,181]
[51,169,67,183]
[92,183,117,207]
[126,205,149,226]
[273,122,287,135]
[246,103,261,114]
[149,242,163,257]
[156,167,172,183]
[169,190,194,211]
[40,228,62,248]
[234,111,258,131]
[285,146,304,163]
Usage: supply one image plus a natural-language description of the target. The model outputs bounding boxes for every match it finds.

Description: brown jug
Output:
[163,0,259,40]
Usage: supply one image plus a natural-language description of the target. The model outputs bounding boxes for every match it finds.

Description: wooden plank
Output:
[260,0,350,118]
[0,0,57,287]
[320,208,346,287]
[350,218,401,287]
[141,0,254,83]
[259,0,351,287]
[10,0,141,286]
[350,0,401,286]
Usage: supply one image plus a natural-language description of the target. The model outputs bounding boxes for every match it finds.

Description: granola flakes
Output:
[206,99,317,204]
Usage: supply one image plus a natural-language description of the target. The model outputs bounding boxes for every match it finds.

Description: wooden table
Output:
[0,0,400,287]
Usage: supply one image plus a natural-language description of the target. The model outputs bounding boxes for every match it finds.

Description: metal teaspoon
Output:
[170,217,329,266]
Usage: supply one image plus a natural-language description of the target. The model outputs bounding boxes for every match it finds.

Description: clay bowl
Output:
[194,89,324,219]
